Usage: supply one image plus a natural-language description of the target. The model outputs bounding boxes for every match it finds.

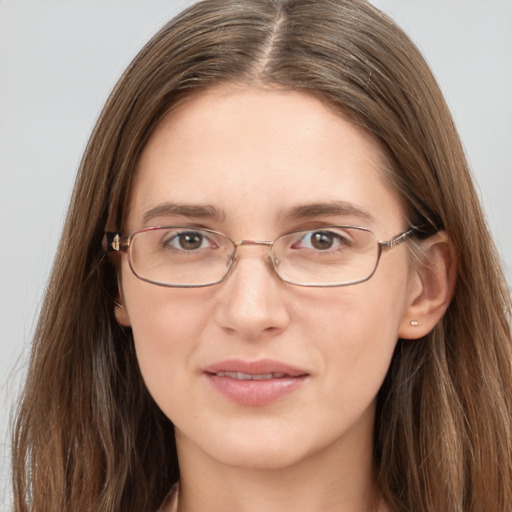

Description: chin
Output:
[203,423,330,472]
[213,444,308,471]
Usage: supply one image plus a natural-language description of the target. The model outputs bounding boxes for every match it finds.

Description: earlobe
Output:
[114,300,132,326]
[399,231,457,340]
[113,276,132,326]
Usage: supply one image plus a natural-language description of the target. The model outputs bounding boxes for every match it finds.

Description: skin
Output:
[116,85,453,512]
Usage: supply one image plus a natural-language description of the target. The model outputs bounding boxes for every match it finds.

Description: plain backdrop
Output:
[1,1,511,507]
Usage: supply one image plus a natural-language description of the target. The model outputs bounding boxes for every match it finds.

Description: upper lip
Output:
[203,359,309,377]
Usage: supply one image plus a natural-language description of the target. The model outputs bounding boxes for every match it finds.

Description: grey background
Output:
[1,1,511,507]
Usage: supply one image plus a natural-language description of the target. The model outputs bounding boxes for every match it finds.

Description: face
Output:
[117,85,418,472]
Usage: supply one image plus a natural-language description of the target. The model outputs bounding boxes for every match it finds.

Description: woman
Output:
[12,1,512,511]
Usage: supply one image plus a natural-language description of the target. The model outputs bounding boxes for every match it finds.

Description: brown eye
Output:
[178,232,204,250]
[292,230,351,252]
[310,232,335,250]
[163,231,208,251]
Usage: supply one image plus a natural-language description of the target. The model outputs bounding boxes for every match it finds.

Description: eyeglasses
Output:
[104,225,417,288]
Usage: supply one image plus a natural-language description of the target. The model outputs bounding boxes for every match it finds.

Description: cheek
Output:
[309,270,409,395]
[129,293,197,348]
[121,275,214,389]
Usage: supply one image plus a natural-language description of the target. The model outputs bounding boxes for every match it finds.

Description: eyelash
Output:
[159,228,354,253]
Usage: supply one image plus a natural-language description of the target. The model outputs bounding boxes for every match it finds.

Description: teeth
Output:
[215,371,287,380]
[252,373,273,380]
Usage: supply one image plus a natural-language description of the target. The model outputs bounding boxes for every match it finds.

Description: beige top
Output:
[157,483,179,512]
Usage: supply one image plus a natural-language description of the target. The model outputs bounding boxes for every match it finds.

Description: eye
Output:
[164,230,214,251]
[295,230,350,251]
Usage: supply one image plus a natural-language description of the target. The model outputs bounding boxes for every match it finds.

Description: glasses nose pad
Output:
[268,250,282,278]
[226,248,239,269]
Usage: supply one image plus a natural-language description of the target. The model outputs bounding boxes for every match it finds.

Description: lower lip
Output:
[205,374,307,406]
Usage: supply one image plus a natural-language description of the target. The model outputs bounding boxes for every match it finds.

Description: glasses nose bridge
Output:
[230,239,277,273]
[233,239,274,249]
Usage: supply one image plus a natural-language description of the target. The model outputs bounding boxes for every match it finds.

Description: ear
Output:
[114,301,132,327]
[113,277,132,327]
[399,231,457,340]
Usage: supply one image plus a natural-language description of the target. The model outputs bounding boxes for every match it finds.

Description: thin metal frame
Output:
[104,225,417,288]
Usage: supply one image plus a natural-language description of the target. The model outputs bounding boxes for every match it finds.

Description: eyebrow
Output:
[287,201,375,224]
[142,202,225,225]
[141,200,375,227]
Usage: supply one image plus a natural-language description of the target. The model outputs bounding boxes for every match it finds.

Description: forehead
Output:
[127,85,403,235]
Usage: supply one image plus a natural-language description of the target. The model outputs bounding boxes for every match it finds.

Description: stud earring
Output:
[410,320,420,326]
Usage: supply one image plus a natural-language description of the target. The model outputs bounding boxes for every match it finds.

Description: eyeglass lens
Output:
[127,226,381,287]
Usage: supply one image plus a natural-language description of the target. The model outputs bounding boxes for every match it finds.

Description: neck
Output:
[174,420,386,512]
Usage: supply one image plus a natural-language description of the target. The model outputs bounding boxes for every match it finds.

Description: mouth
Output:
[203,359,309,406]
[212,371,291,380]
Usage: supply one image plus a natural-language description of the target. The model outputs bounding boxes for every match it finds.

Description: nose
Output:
[213,246,291,340]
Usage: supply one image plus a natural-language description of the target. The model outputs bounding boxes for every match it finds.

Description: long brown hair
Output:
[12,1,512,511]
